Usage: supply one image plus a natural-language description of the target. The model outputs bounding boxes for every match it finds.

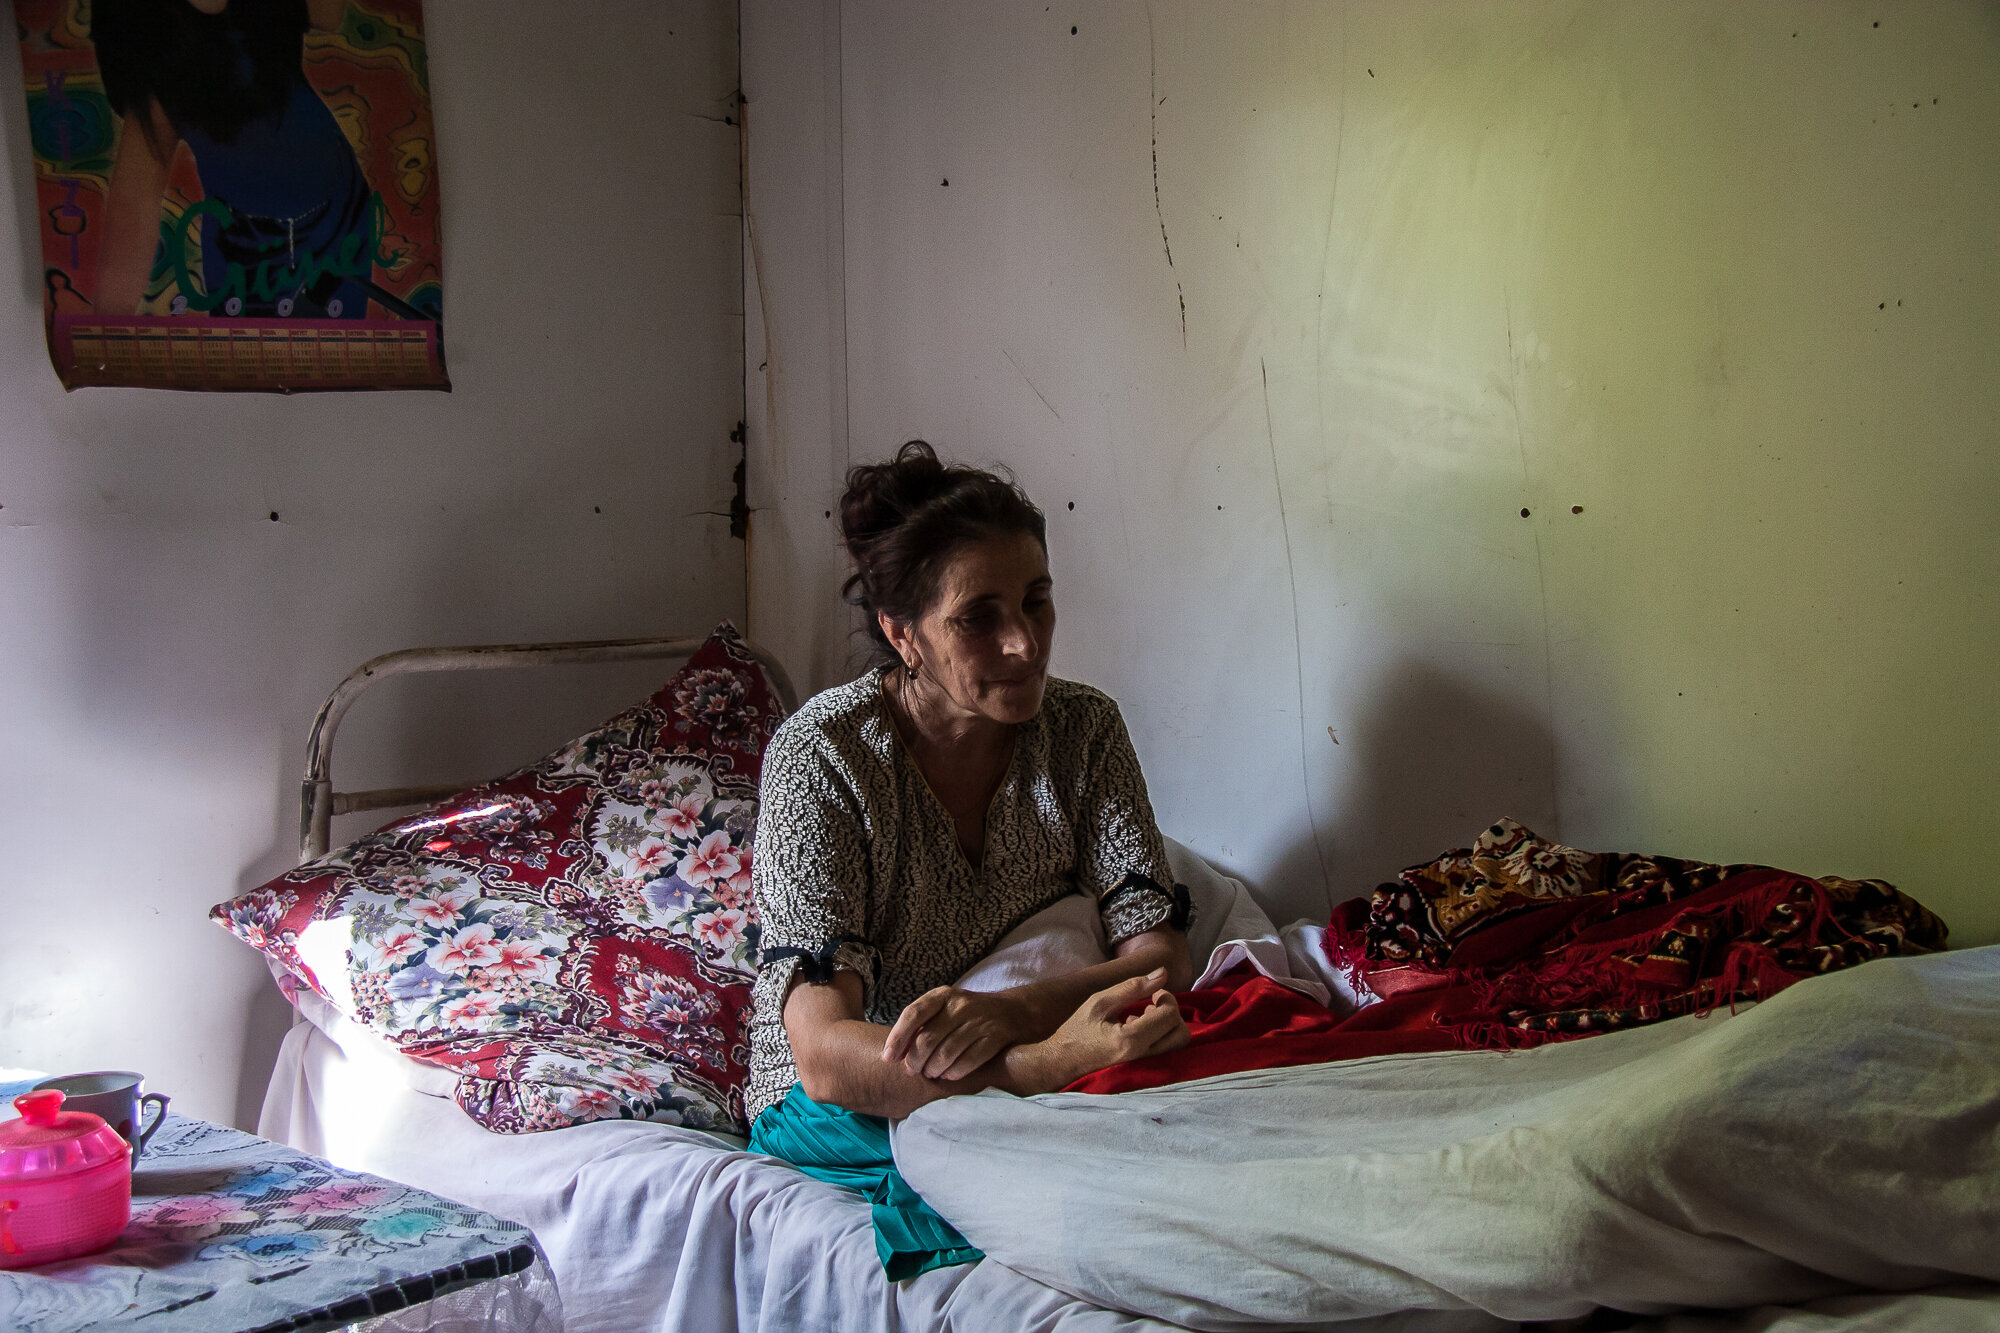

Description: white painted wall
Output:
[0,0,745,1128]
[747,1,1998,941]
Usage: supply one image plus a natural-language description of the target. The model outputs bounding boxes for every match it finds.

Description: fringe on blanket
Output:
[1066,821,1947,1099]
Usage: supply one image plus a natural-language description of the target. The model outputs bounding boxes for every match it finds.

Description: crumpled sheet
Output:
[892,948,2000,1330]
[266,1016,1209,1333]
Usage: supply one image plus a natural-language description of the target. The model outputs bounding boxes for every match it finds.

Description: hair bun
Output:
[839,440,948,553]
[836,440,1047,660]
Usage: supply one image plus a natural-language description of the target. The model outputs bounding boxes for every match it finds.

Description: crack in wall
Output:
[1505,286,1562,838]
[1531,530,1561,839]
[1148,7,1186,347]
[1265,357,1334,913]
[1312,6,1349,522]
[1504,287,1531,485]
[1002,346,1063,421]
[740,92,778,634]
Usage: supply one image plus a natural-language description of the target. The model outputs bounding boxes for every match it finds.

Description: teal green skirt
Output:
[748,1084,983,1280]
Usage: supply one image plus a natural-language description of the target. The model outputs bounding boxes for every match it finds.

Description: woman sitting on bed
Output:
[746,440,1193,1276]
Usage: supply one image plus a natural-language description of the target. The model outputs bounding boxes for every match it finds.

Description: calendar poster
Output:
[14,0,448,391]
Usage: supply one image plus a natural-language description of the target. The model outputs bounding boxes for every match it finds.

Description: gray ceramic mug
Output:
[33,1071,169,1167]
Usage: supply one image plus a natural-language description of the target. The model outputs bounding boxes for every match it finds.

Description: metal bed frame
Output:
[297,635,798,861]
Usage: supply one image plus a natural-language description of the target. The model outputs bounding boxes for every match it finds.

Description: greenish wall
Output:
[750,1,1998,941]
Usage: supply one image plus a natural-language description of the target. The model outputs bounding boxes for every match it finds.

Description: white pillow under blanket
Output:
[955,893,1110,993]
[1169,838,1330,1005]
[958,837,1329,1006]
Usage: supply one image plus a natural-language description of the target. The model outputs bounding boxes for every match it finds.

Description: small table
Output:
[0,1114,540,1332]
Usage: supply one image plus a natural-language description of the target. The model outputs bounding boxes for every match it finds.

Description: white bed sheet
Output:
[264,1018,1200,1333]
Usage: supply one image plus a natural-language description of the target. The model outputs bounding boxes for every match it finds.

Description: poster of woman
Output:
[15,0,448,390]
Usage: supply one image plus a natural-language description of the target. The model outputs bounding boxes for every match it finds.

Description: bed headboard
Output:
[298,635,798,862]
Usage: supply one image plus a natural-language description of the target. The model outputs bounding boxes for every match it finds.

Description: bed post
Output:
[295,635,796,866]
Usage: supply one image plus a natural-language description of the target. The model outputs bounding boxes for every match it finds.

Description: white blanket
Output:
[956,839,1330,1005]
[892,948,2000,1329]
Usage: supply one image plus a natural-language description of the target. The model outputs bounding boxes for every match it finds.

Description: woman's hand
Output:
[1034,969,1189,1088]
[785,967,1190,1117]
[882,986,1039,1082]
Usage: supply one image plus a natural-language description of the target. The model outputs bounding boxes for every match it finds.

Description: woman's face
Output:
[886,530,1055,728]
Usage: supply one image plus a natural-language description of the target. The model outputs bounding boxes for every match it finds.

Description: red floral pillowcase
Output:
[211,624,785,1136]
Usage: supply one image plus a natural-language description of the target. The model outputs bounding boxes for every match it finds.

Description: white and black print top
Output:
[745,667,1187,1124]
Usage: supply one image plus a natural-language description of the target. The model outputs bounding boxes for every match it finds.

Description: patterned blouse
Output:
[745,667,1186,1124]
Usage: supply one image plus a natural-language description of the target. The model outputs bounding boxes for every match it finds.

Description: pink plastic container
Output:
[0,1089,131,1269]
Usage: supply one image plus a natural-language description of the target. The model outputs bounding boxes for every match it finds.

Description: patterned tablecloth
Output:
[0,1114,539,1333]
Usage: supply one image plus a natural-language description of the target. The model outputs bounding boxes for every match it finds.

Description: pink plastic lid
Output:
[0,1090,130,1182]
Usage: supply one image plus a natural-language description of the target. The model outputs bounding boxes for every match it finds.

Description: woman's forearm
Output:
[1007,928,1192,1038]
[796,1014,1079,1120]
[785,970,1085,1119]
[786,964,1192,1118]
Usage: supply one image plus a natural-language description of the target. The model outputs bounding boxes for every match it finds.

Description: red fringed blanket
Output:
[1067,818,1946,1096]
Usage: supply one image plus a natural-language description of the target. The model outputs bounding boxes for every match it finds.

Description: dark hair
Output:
[840,440,1047,659]
[93,0,309,157]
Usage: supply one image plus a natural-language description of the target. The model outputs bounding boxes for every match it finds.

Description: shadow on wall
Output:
[1263,658,1560,915]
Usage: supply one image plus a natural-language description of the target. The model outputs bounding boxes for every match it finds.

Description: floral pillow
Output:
[211,623,785,1136]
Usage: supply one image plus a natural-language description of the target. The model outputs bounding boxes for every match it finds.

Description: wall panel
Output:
[751,0,1998,938]
[0,0,746,1125]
